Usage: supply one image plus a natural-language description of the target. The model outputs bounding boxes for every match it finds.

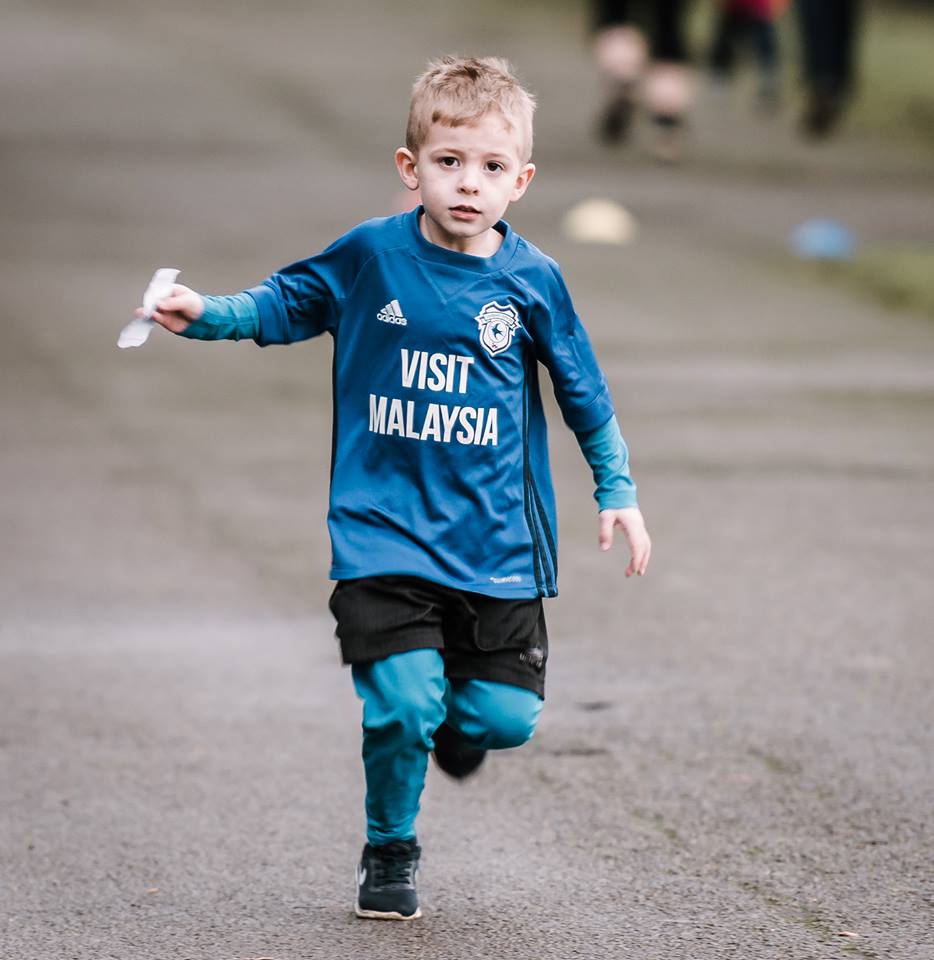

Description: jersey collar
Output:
[405,206,518,273]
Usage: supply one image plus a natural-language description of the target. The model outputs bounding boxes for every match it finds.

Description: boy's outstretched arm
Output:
[575,415,652,577]
[138,285,262,341]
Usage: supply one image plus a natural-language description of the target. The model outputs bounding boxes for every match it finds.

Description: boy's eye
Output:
[485,161,505,172]
[439,156,459,167]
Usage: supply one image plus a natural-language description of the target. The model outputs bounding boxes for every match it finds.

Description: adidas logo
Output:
[377,299,407,326]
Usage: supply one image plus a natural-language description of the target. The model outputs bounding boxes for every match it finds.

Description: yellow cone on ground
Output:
[562,198,637,246]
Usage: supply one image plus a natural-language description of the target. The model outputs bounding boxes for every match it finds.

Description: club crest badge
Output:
[475,301,521,357]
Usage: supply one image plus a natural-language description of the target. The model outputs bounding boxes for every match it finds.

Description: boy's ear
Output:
[395,147,420,190]
[510,163,536,202]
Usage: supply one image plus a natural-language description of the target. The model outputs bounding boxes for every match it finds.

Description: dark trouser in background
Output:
[796,0,859,98]
[796,0,860,135]
[710,11,779,80]
[710,9,780,107]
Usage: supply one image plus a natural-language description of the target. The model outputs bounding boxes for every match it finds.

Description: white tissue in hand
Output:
[118,268,180,348]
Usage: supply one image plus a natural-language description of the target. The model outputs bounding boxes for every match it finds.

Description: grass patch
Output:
[846,246,934,319]
[848,5,934,152]
[783,246,934,321]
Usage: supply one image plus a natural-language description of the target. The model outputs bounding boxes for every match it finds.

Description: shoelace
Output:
[369,842,419,887]
[373,856,416,887]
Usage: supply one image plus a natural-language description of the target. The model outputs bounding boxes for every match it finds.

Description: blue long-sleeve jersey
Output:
[185,208,637,598]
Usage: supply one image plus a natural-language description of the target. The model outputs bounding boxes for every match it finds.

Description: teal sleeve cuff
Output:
[575,414,639,511]
[179,292,260,341]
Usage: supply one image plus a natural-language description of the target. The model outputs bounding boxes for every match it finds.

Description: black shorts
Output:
[329,576,548,697]
[593,0,690,63]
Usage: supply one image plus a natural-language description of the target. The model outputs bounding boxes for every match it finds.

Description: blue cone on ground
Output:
[791,219,856,261]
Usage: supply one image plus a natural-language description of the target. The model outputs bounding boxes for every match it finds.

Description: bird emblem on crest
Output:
[475,301,521,357]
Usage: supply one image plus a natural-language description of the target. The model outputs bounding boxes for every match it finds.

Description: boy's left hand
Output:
[598,507,651,577]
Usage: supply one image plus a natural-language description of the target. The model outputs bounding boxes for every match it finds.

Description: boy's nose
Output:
[458,170,480,194]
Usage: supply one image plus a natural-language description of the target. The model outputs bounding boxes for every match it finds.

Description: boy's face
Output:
[395,111,535,256]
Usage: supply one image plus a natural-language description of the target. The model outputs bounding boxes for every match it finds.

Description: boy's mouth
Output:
[450,205,481,219]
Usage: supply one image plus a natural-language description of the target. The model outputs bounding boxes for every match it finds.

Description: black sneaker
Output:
[355,839,421,920]
[801,88,845,139]
[431,721,487,780]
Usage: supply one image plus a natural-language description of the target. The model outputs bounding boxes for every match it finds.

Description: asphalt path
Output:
[2,2,933,958]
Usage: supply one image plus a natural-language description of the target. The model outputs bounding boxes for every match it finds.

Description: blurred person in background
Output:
[593,0,696,161]
[709,0,788,111]
[796,0,861,137]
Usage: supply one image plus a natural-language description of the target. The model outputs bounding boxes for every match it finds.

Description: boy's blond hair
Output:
[406,55,536,163]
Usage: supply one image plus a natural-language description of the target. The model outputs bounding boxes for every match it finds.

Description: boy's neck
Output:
[418,211,504,258]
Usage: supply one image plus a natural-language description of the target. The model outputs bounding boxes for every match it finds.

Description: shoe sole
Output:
[355,903,422,921]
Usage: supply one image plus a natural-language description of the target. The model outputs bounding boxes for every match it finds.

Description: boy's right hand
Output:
[135,283,203,334]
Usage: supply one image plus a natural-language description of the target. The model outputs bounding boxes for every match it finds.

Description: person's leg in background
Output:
[592,0,695,160]
[709,4,743,85]
[749,12,781,110]
[644,0,695,162]
[593,0,648,144]
[797,0,860,137]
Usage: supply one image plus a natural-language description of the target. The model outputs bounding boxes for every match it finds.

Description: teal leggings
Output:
[352,649,544,845]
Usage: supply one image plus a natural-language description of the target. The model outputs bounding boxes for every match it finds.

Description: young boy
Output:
[140,55,651,921]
